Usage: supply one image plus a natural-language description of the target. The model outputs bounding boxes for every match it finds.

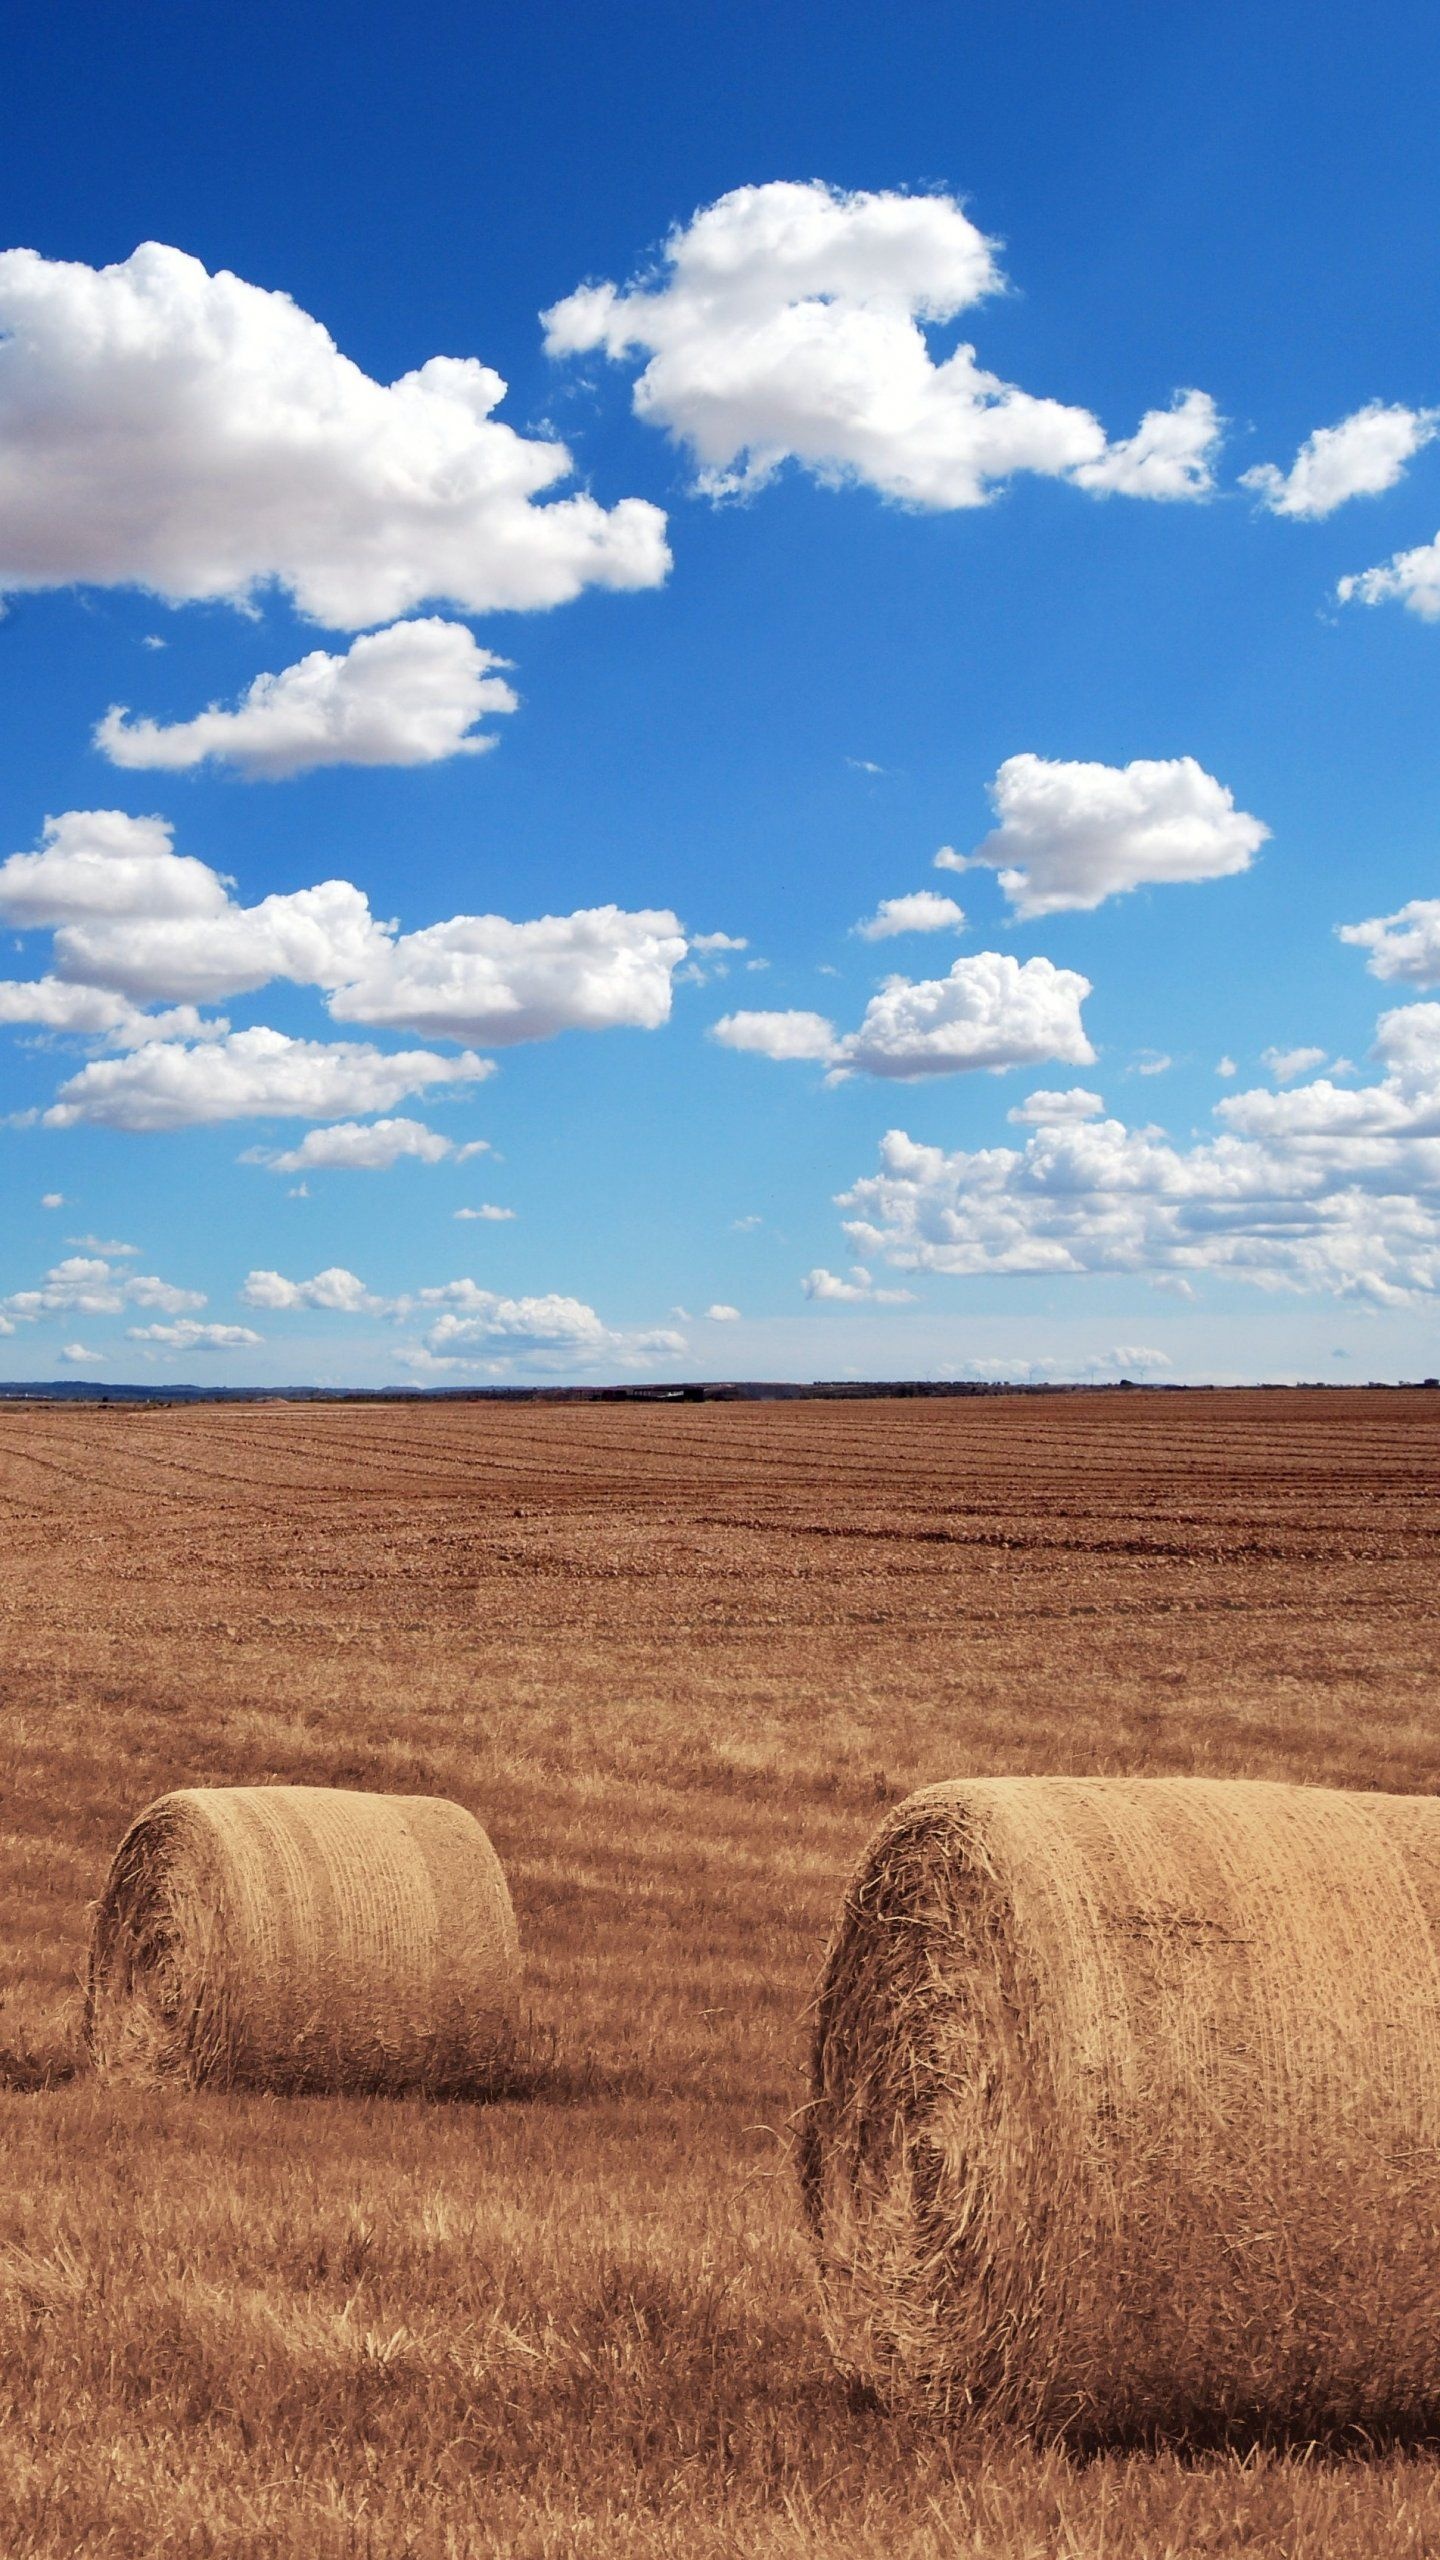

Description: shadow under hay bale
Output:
[86,1784,520,2096]
[799,1775,1440,2445]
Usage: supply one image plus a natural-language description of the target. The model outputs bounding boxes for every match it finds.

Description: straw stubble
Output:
[801,1776,1440,2441]
[86,1784,520,2095]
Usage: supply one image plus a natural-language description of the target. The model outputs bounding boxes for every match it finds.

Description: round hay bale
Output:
[86,1784,520,2095]
[800,1775,1440,2442]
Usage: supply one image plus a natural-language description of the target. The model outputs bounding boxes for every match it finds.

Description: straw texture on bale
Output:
[800,1776,1440,2442]
[87,1785,520,2094]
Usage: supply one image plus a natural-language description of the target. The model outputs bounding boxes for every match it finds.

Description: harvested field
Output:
[2,1387,1439,2556]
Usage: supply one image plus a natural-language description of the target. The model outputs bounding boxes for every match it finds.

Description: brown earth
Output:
[1,1388,1438,2557]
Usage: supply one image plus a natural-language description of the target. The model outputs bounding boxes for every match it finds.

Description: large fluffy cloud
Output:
[0,813,390,1004]
[1340,898,1440,987]
[41,1027,491,1132]
[939,754,1268,918]
[544,181,1220,510]
[327,905,686,1042]
[96,620,518,778]
[0,809,221,925]
[1241,403,1438,519]
[0,242,669,624]
[2,1254,203,1322]
[1338,534,1440,621]
[712,951,1093,1080]
[0,811,691,1059]
[837,1001,1440,1305]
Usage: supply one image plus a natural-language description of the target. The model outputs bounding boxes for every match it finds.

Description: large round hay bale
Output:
[800,1776,1440,2442]
[87,1784,520,2095]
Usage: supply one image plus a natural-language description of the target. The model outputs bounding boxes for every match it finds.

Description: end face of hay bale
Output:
[801,1775,1440,2442]
[86,1785,520,2097]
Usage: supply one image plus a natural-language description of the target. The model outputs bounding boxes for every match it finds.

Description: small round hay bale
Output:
[800,1776,1440,2441]
[86,1784,520,2095]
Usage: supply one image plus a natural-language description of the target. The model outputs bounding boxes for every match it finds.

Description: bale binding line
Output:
[800,1775,1440,2443]
[87,1784,520,2095]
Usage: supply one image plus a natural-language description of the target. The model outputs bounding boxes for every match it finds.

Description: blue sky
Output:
[2,0,1439,1385]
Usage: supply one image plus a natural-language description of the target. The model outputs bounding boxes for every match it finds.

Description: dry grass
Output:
[1,1388,1439,2554]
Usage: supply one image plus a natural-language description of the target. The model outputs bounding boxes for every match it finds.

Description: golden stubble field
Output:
[2,1387,1439,2559]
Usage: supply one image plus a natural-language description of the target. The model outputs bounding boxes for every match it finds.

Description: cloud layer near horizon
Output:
[838,999,1440,1306]
[240,1263,686,1372]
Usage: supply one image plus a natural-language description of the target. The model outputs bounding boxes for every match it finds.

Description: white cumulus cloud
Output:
[1007,1086,1104,1123]
[704,1302,741,1320]
[952,754,1268,918]
[712,952,1093,1081]
[544,180,1220,511]
[42,1027,491,1132]
[1262,1045,1328,1084]
[327,904,686,1043]
[1338,534,1440,621]
[3,1254,203,1323]
[1340,898,1440,987]
[241,1117,489,1174]
[1242,403,1438,519]
[0,974,223,1047]
[854,889,965,940]
[238,1261,684,1374]
[454,1203,515,1221]
[241,1266,381,1313]
[0,809,223,927]
[710,1008,840,1062]
[0,811,694,1076]
[837,999,1440,1307]
[801,1265,914,1303]
[60,1342,103,1364]
[417,1279,686,1370]
[837,953,1094,1080]
[96,620,518,778]
[0,241,669,624]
